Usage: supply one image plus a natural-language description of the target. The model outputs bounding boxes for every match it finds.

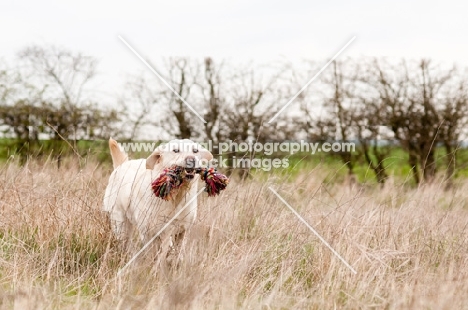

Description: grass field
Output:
[0,157,468,309]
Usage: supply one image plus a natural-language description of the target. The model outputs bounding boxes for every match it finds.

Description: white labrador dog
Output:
[103,138,213,250]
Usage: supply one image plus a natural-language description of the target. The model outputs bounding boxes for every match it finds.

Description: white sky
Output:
[2,0,468,106]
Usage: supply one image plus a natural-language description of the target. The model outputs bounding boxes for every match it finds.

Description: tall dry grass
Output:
[0,158,467,309]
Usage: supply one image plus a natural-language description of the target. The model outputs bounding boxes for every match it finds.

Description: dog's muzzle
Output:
[184,156,197,179]
[184,167,195,179]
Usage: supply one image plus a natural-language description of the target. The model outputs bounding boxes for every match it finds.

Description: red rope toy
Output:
[151,165,229,201]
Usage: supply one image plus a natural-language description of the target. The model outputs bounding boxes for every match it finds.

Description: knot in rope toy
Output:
[151,165,229,201]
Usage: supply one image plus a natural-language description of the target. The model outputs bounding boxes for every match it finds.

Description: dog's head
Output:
[146,139,213,179]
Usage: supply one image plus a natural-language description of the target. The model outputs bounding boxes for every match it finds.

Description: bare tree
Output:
[308,60,360,179]
[351,60,393,185]
[121,57,204,141]
[119,75,164,140]
[164,58,200,139]
[18,45,99,141]
[370,59,467,184]
[0,45,119,164]
[200,57,224,143]
[0,59,46,160]
[437,72,468,187]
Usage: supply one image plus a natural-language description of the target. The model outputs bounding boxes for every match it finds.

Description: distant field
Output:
[286,148,468,184]
[0,158,467,309]
[2,138,468,184]
[0,139,110,163]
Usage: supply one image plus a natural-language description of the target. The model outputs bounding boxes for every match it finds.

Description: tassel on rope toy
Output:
[151,165,229,201]
[151,166,185,201]
[198,167,229,197]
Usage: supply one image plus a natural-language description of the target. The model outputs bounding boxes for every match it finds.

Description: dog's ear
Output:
[109,138,128,169]
[146,145,164,169]
[199,146,213,162]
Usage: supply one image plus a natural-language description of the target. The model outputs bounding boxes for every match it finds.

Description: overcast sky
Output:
[2,0,468,102]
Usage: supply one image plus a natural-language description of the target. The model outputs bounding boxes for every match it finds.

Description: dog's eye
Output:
[193,149,199,153]
[173,149,179,153]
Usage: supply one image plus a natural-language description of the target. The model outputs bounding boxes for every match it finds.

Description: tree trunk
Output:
[409,153,420,184]
[422,149,436,182]
[444,142,456,189]
[361,141,388,186]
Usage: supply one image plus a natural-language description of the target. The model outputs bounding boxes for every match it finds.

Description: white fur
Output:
[103,139,213,246]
